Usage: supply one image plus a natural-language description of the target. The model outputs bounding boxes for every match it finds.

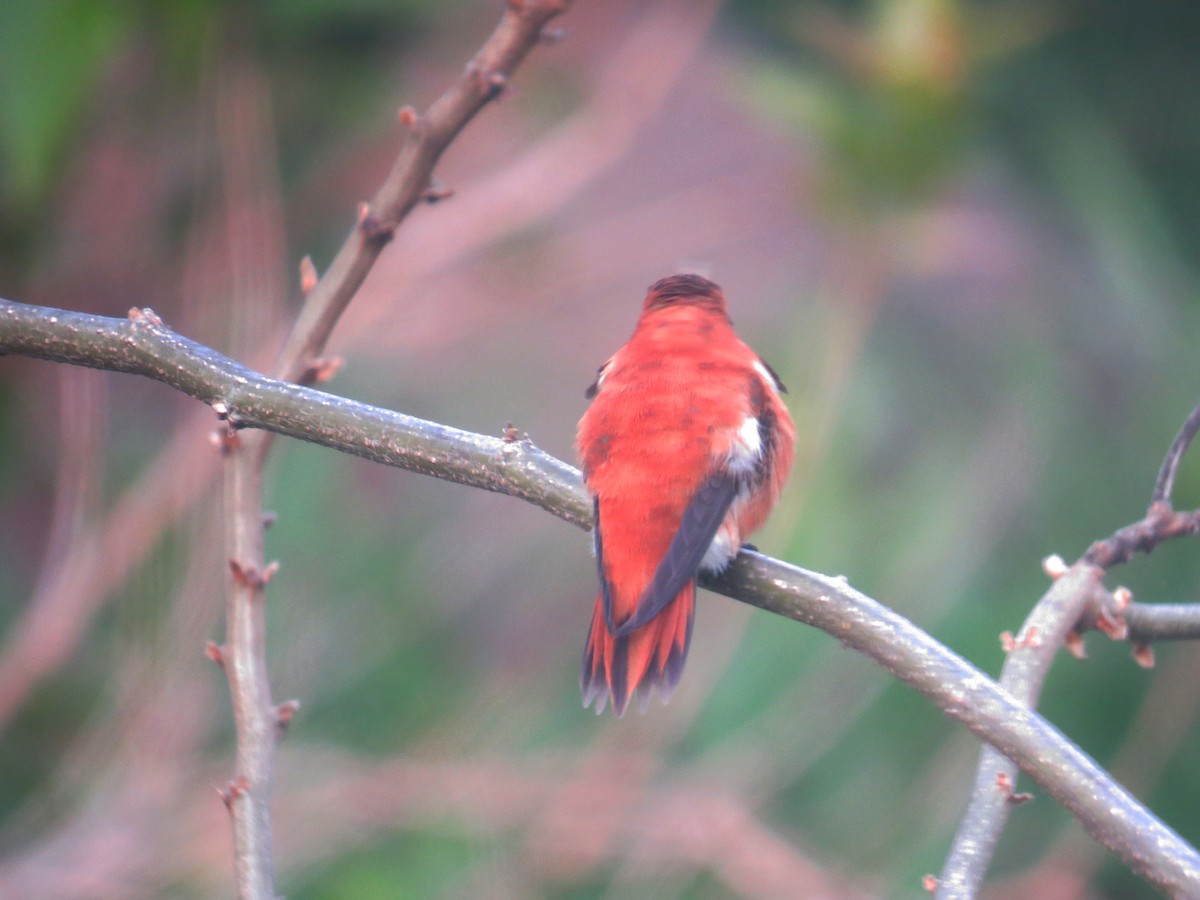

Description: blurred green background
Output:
[2,0,1199,897]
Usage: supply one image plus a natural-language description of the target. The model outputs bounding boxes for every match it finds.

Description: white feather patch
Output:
[723,414,763,474]
[701,526,738,572]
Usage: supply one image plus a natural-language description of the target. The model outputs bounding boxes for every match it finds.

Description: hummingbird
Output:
[577,274,795,715]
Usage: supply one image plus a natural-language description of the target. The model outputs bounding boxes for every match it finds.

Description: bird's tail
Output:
[580,582,695,716]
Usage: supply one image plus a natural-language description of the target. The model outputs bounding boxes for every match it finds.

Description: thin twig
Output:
[1125,602,1200,643]
[209,2,572,896]
[1153,399,1200,503]
[2,298,1199,896]
[266,0,572,398]
[1084,501,1200,568]
[221,455,276,897]
[1071,596,1200,677]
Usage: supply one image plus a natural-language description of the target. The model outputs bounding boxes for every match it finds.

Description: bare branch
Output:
[937,564,1111,897]
[2,297,1199,896]
[711,560,1200,896]
[1081,400,1200,569]
[0,300,587,524]
[943,396,1200,894]
[1125,602,1200,643]
[205,4,573,895]
[1153,399,1200,504]
[269,0,573,392]
[1084,501,1200,569]
[1072,592,1200,670]
[222,452,276,898]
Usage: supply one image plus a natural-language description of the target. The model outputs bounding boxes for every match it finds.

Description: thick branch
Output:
[2,297,1199,895]
[0,300,587,524]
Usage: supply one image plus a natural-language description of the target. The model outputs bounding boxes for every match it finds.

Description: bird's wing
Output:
[592,496,622,633]
[613,472,740,637]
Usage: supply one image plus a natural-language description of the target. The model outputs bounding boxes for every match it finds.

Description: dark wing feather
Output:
[585,360,610,399]
[592,496,621,633]
[613,472,740,637]
[759,357,788,393]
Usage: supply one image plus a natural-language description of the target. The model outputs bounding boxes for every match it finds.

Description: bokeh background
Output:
[2,0,1200,897]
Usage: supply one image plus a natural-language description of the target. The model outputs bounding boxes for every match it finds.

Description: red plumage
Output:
[576,274,795,715]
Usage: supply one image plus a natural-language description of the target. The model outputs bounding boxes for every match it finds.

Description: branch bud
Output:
[1041,554,1068,578]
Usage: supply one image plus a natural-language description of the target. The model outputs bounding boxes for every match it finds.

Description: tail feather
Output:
[581,582,696,716]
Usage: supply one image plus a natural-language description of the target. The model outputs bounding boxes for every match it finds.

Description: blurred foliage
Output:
[0,0,466,258]
[0,1,128,217]
[739,0,973,206]
[1,0,1200,898]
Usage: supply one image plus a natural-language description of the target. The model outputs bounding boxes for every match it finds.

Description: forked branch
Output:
[940,399,1200,897]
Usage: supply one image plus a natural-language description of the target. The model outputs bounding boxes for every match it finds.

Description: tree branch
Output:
[1125,602,1200,643]
[1074,593,1200,652]
[710,557,1200,897]
[203,3,574,896]
[2,296,1199,896]
[941,399,1200,896]
[936,563,1110,897]
[0,300,587,524]
[269,0,572,394]
[1084,501,1200,569]
[1152,398,1200,504]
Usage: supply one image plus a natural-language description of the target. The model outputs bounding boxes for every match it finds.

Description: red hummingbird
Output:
[576,274,795,716]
